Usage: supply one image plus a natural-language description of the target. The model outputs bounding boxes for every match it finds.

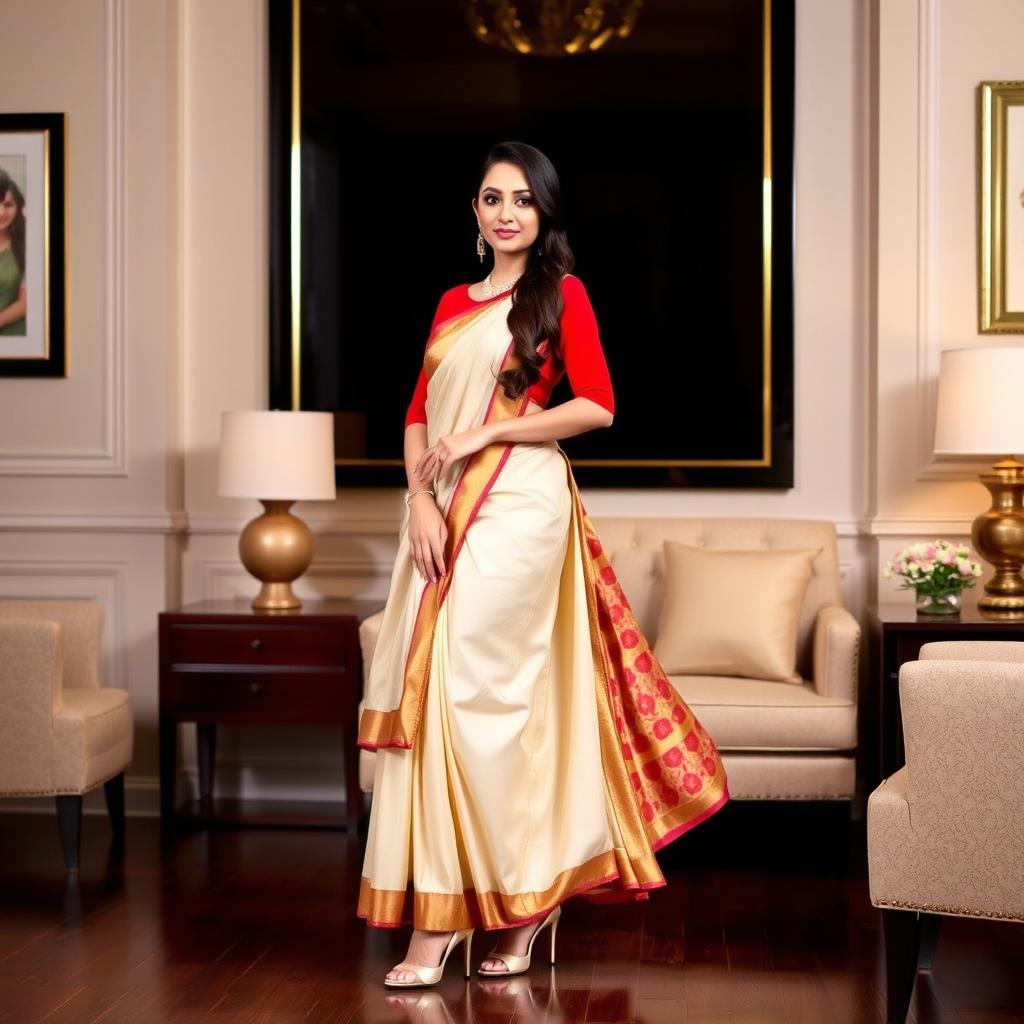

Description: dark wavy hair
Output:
[0,171,26,273]
[477,142,575,402]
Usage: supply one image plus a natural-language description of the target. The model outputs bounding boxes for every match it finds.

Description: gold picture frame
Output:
[979,81,1024,333]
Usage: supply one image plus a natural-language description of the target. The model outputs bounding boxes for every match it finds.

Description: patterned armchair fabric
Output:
[0,600,133,869]
[867,639,1024,1023]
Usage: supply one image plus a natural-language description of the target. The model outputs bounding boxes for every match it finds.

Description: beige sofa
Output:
[867,640,1024,1023]
[0,600,133,870]
[357,517,859,803]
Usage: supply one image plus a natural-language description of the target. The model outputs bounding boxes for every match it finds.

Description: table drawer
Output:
[168,623,347,668]
[164,669,346,718]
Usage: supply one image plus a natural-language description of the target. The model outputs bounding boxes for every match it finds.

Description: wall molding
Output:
[858,513,973,537]
[0,511,187,533]
[0,0,127,476]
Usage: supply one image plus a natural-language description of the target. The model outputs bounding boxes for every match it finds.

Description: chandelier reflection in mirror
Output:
[459,0,643,56]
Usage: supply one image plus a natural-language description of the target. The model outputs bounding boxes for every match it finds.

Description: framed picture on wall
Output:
[268,0,796,489]
[0,113,66,376]
[979,81,1024,333]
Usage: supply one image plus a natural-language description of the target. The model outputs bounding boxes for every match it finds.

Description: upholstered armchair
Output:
[867,640,1024,1023]
[357,517,860,803]
[0,600,133,870]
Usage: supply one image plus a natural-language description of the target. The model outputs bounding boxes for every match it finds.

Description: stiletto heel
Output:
[478,904,562,976]
[463,928,473,978]
[384,927,476,987]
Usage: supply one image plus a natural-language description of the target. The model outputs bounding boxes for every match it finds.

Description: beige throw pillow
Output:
[653,542,820,684]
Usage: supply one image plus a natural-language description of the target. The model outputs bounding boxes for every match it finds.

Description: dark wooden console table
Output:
[866,602,1024,788]
[159,598,382,832]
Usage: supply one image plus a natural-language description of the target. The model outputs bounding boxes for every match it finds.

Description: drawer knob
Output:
[249,682,264,695]
[250,638,263,651]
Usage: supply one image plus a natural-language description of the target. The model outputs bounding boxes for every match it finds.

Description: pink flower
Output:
[683,773,703,795]
[641,801,655,823]
[601,566,617,585]
[702,756,718,776]
[632,734,650,754]
[683,730,700,752]
[630,771,642,790]
[624,668,636,687]
[663,747,682,768]
[621,742,633,760]
[653,718,672,740]
[634,651,652,673]
[588,537,603,558]
[610,604,625,623]
[642,761,661,781]
[637,693,655,715]
[621,629,639,649]
[656,679,672,700]
[659,784,680,808]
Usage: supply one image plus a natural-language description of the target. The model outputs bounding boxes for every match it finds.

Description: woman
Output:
[358,141,729,986]
[0,171,27,336]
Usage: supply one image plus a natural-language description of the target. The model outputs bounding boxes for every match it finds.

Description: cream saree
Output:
[357,293,729,931]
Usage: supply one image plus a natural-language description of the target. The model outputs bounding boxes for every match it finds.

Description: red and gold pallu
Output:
[357,294,729,931]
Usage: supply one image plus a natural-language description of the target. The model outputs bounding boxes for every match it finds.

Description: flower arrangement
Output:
[882,540,983,613]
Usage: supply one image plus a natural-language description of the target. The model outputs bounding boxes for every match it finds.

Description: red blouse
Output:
[404,273,615,428]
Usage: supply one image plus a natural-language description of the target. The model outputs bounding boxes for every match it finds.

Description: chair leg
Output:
[104,772,126,836]
[881,908,920,1024]
[917,913,940,972]
[54,794,82,872]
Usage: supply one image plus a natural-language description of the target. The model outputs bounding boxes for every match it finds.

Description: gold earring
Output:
[477,231,486,262]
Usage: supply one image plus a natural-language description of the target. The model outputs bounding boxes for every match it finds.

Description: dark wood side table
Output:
[159,598,383,833]
[866,602,1024,788]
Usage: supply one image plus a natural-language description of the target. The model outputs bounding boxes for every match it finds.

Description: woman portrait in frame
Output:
[0,112,66,376]
[0,165,28,336]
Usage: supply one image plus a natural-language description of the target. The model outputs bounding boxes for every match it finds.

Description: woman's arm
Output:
[485,396,612,444]
[0,282,26,329]
[404,422,432,490]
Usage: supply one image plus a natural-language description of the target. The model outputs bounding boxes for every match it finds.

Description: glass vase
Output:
[915,590,962,616]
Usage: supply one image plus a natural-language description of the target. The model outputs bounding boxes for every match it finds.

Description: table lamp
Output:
[933,345,1024,613]
[217,410,336,610]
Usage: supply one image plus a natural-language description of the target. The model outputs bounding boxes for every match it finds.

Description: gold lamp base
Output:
[972,456,1024,616]
[238,499,315,611]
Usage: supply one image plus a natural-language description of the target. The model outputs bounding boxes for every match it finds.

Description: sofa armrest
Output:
[812,604,860,702]
[866,766,912,907]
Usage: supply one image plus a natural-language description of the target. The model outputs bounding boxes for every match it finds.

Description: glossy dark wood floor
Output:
[0,803,1022,1024]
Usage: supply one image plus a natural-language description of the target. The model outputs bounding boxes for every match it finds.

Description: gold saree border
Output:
[358,847,638,931]
[561,448,730,856]
[358,303,528,751]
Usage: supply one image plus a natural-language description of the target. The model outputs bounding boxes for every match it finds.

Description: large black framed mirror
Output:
[269,0,794,488]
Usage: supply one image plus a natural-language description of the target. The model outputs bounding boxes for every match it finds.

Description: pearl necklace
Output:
[481,271,522,297]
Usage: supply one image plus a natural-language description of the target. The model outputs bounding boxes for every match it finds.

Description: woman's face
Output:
[0,190,18,233]
[472,161,540,258]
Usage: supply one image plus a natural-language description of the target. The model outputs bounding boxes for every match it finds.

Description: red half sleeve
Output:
[404,293,451,428]
[559,275,615,415]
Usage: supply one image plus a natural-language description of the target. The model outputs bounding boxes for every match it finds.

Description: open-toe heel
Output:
[384,928,475,987]
[478,905,561,976]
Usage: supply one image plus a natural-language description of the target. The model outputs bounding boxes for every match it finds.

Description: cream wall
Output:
[869,0,1024,601]
[0,0,1009,816]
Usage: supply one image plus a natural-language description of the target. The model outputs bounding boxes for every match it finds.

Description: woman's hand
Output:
[413,425,494,485]
[408,494,448,583]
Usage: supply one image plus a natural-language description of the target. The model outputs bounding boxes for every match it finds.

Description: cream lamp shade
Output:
[932,345,1024,614]
[933,346,1024,455]
[217,411,336,610]
[218,410,336,501]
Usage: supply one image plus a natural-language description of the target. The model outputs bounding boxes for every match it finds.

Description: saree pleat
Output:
[358,293,729,931]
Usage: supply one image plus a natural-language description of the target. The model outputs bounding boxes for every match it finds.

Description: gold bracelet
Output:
[405,488,435,508]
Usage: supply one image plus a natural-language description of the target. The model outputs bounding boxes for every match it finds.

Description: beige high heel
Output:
[478,905,561,976]
[384,928,475,987]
